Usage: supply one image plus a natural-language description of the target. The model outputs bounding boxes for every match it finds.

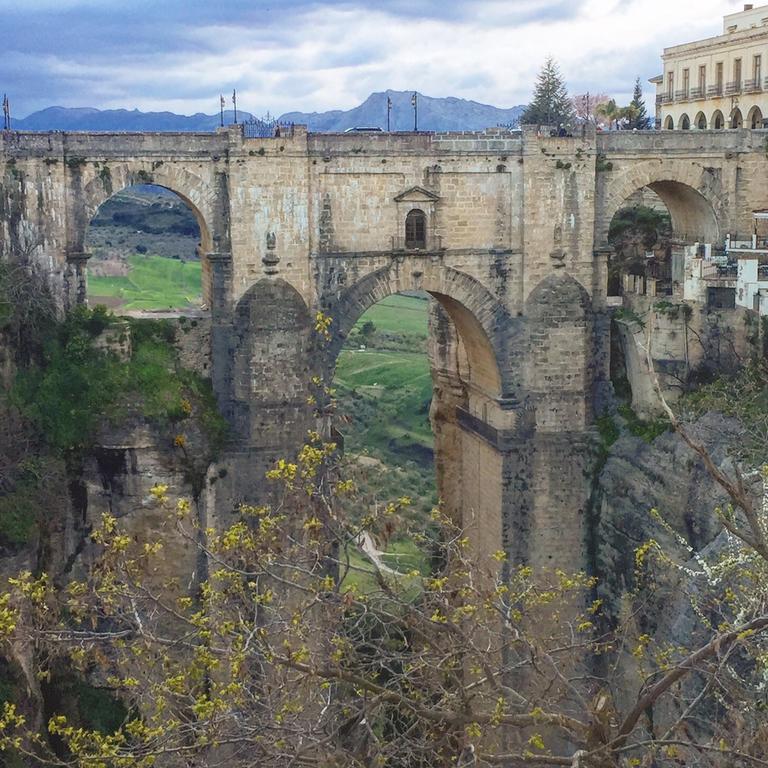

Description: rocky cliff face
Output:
[590,411,756,731]
[592,412,738,612]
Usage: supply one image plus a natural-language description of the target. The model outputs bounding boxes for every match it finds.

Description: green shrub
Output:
[0,490,39,548]
[13,308,226,459]
[617,403,669,443]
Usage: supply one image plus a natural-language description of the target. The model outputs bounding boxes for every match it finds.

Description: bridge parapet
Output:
[597,127,768,156]
[1,129,230,158]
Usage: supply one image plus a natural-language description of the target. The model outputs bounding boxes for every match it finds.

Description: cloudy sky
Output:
[3,0,746,118]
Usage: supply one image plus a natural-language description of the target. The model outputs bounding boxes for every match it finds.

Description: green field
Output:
[338,538,431,594]
[336,292,432,468]
[352,293,429,337]
[335,293,437,525]
[89,254,202,311]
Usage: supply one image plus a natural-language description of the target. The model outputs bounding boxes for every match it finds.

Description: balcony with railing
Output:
[744,78,763,93]
[657,93,672,105]
[674,89,690,102]
[689,86,705,100]
[725,80,742,95]
[707,84,724,97]
[391,233,443,252]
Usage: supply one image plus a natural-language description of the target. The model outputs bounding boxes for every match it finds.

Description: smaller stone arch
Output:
[748,105,764,129]
[663,115,674,130]
[678,113,691,130]
[598,164,723,247]
[730,107,743,128]
[82,164,215,251]
[80,165,217,307]
[694,111,707,129]
[712,110,725,130]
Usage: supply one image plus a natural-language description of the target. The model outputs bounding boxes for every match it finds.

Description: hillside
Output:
[13,91,524,133]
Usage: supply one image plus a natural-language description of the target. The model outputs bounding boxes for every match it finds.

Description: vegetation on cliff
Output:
[0,292,226,553]
[12,306,226,464]
[0,420,765,767]
[0,307,764,767]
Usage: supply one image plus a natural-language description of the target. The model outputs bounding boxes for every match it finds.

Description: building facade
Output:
[654,3,768,130]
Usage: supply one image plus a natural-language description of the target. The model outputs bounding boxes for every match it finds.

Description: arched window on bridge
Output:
[694,112,707,129]
[748,105,764,129]
[405,209,427,250]
[663,115,674,130]
[712,110,725,130]
[730,107,743,129]
[86,184,206,315]
[678,114,691,130]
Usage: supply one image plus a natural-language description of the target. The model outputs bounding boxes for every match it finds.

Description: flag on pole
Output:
[2,94,9,130]
[220,95,225,109]
[387,96,392,109]
[411,92,417,107]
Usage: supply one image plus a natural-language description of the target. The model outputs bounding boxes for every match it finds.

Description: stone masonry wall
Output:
[6,125,768,573]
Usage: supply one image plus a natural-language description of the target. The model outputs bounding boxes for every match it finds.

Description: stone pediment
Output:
[394,186,440,203]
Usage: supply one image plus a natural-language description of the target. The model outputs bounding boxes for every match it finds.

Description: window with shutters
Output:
[405,209,427,249]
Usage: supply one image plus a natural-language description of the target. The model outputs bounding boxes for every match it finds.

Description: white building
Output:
[653,3,768,130]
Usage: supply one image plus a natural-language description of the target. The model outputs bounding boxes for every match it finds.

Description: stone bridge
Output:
[3,125,767,572]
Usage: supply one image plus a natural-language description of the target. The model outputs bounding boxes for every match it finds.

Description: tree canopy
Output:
[521,57,575,127]
[629,76,650,129]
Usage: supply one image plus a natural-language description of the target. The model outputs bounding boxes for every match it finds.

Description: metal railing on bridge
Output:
[242,118,295,139]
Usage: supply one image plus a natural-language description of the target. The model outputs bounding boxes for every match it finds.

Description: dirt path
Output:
[358,531,403,576]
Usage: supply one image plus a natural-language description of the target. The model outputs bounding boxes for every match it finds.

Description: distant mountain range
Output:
[11,91,525,133]
[280,90,524,132]
[11,107,254,133]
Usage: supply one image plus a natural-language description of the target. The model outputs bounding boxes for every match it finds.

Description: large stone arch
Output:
[76,162,218,306]
[322,260,519,401]
[597,160,724,246]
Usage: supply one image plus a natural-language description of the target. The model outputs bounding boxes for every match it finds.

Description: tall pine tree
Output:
[629,77,650,129]
[521,57,575,127]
